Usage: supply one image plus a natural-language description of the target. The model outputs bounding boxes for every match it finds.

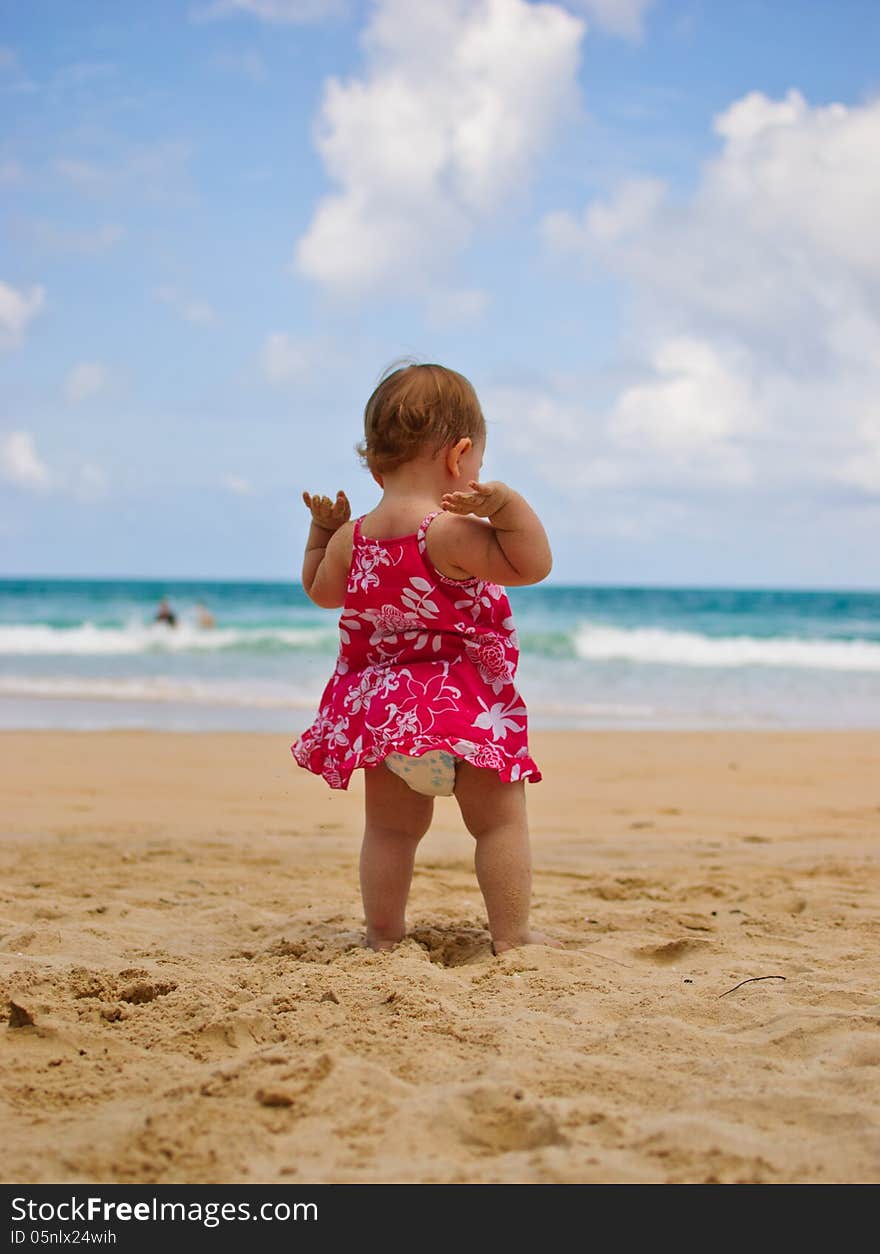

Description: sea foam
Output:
[0,621,335,656]
[0,674,322,708]
[574,622,880,671]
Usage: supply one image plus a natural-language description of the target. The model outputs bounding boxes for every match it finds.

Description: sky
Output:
[1,0,879,587]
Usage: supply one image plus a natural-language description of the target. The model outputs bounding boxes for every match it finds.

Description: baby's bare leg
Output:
[360,764,434,950]
[455,761,555,953]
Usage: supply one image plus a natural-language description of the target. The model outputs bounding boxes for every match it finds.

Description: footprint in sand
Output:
[447,1086,565,1154]
[119,979,177,1004]
[7,999,36,1028]
[634,937,713,964]
[409,926,493,967]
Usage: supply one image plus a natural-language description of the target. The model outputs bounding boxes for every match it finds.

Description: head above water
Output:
[357,362,486,477]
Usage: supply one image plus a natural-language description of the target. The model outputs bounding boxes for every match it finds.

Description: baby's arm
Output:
[301,490,352,608]
[436,480,552,586]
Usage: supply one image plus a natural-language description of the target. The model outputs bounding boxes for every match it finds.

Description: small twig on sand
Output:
[718,975,786,998]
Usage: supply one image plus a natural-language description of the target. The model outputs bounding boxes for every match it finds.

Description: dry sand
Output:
[1,729,878,1184]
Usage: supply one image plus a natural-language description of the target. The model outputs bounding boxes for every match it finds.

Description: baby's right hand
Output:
[303,489,351,532]
[441,480,510,519]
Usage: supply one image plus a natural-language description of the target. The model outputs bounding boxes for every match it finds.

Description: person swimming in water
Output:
[154,597,177,627]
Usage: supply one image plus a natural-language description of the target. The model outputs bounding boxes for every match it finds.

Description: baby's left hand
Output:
[441,480,510,519]
[303,489,351,531]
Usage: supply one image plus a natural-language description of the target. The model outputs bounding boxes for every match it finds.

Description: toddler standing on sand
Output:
[292,362,554,954]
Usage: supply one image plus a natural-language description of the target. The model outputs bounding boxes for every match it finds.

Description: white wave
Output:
[0,621,334,656]
[0,675,323,709]
[574,622,880,672]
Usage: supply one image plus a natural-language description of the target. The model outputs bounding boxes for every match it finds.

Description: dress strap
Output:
[417,508,479,586]
[416,510,442,545]
[352,514,365,544]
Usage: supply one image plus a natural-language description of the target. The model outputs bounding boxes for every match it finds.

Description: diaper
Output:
[384,750,458,797]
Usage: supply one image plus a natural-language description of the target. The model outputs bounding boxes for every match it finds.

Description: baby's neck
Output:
[364,459,448,535]
[385,457,448,499]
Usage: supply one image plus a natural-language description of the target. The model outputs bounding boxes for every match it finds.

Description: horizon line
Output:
[1,573,878,596]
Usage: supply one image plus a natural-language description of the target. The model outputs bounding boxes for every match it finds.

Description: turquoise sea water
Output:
[0,578,878,730]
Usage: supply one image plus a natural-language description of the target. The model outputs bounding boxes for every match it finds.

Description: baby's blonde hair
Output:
[357,361,485,475]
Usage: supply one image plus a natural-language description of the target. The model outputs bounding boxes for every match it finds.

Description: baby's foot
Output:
[492,930,562,955]
[364,929,404,952]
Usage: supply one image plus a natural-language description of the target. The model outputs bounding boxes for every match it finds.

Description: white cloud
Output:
[542,176,664,251]
[64,363,104,403]
[546,91,880,347]
[75,463,108,502]
[1,430,109,500]
[0,45,35,94]
[540,90,880,498]
[23,220,125,255]
[481,378,623,488]
[193,0,346,23]
[56,142,192,203]
[154,286,216,325]
[838,404,880,494]
[486,383,585,453]
[563,0,654,39]
[55,158,108,189]
[52,61,116,90]
[0,431,50,490]
[0,279,45,350]
[181,300,215,325]
[608,337,757,483]
[210,49,269,82]
[223,474,253,495]
[295,0,584,300]
[480,369,757,559]
[65,362,110,403]
[424,287,491,328]
[260,332,332,384]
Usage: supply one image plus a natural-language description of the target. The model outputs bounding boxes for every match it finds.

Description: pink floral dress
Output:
[291,511,541,790]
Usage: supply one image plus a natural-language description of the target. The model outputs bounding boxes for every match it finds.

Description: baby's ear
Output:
[446,437,472,478]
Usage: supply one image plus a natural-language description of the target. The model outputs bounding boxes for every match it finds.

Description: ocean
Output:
[1,578,878,732]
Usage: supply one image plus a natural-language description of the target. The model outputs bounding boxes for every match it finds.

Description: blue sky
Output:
[2,0,879,586]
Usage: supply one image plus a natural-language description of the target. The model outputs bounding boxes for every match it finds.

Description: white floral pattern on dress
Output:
[452,581,504,621]
[334,610,362,675]
[342,663,401,715]
[362,603,424,645]
[472,694,528,740]
[347,575,445,659]
[347,538,402,594]
[461,628,516,695]
[366,664,462,744]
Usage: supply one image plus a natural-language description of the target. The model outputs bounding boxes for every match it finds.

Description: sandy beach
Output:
[1,729,878,1184]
